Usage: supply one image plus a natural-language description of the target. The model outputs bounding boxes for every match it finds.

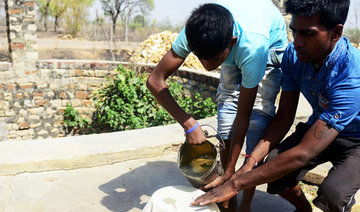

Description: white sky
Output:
[92,0,360,28]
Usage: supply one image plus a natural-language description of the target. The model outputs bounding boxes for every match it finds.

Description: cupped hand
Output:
[186,126,206,145]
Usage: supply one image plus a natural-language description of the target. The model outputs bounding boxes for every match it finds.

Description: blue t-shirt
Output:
[172,0,288,88]
[281,37,360,138]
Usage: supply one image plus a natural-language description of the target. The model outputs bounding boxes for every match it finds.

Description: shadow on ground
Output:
[98,160,295,212]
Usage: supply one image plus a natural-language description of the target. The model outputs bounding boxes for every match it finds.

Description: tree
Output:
[133,14,145,27]
[50,0,68,32]
[99,0,126,36]
[63,0,94,37]
[100,0,154,42]
[35,0,52,31]
[120,0,154,42]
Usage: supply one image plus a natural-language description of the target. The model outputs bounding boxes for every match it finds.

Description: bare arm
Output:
[246,90,300,167]
[224,85,258,175]
[146,48,206,144]
[232,118,338,189]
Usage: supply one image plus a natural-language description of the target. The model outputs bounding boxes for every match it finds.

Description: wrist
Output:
[242,153,258,167]
[182,118,197,131]
[185,122,199,134]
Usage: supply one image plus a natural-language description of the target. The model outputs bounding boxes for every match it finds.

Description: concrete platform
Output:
[0,96,358,211]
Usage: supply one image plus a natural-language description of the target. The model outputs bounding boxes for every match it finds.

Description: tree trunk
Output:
[43,0,51,32]
[125,17,129,43]
[112,18,117,40]
[54,15,59,32]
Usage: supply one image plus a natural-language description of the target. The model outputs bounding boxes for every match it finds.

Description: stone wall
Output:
[0,60,219,141]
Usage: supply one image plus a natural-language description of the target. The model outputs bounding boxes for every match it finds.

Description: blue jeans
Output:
[216,50,283,154]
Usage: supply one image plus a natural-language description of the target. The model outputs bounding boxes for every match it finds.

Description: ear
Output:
[330,24,343,42]
[230,36,237,46]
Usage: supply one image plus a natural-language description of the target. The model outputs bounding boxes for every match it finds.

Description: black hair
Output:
[185,3,234,60]
[285,0,350,30]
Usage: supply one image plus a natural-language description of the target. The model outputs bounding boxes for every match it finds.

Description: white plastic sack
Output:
[142,185,220,212]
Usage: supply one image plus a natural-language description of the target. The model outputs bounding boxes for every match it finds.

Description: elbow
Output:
[292,149,313,168]
[146,74,155,93]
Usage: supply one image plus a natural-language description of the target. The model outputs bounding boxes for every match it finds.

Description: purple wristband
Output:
[185,122,199,134]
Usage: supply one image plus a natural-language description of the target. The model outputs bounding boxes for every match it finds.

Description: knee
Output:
[314,182,355,212]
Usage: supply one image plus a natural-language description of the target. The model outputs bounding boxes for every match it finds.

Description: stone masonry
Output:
[0,59,219,141]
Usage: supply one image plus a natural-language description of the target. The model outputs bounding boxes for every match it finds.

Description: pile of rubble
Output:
[130,31,205,71]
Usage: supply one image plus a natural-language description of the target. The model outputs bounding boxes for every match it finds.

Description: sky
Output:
[92,0,360,28]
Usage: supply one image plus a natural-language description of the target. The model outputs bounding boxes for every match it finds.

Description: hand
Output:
[185,125,206,145]
[191,180,238,208]
[203,170,233,190]
[237,162,255,176]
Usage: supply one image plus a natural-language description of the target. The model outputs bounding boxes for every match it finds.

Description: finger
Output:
[191,193,213,206]
[203,178,223,190]
[222,200,229,208]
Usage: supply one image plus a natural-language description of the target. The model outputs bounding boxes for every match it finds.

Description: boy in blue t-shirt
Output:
[192,0,360,211]
[147,0,287,210]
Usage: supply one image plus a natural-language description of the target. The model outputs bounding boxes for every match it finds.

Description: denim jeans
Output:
[216,50,283,154]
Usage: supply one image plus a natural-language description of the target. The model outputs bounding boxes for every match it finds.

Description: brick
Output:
[67,84,76,89]
[18,122,29,130]
[9,8,23,14]
[33,92,44,99]
[28,115,40,121]
[34,100,49,106]
[7,84,15,91]
[25,70,38,75]
[16,93,23,99]
[95,70,109,77]
[19,83,33,89]
[61,100,70,107]
[76,91,88,99]
[30,122,41,128]
[82,100,93,106]
[59,92,67,99]
[58,107,66,114]
[71,99,81,107]
[50,100,61,107]
[11,42,25,50]
[24,1,35,7]
[74,69,83,76]
[29,107,44,114]
[37,82,48,89]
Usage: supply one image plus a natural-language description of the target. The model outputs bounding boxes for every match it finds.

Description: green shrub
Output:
[63,103,90,134]
[64,65,217,133]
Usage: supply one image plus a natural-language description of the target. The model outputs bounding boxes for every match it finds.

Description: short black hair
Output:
[285,0,350,30]
[185,3,234,60]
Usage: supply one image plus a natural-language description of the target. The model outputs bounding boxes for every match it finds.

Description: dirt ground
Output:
[0,37,140,61]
